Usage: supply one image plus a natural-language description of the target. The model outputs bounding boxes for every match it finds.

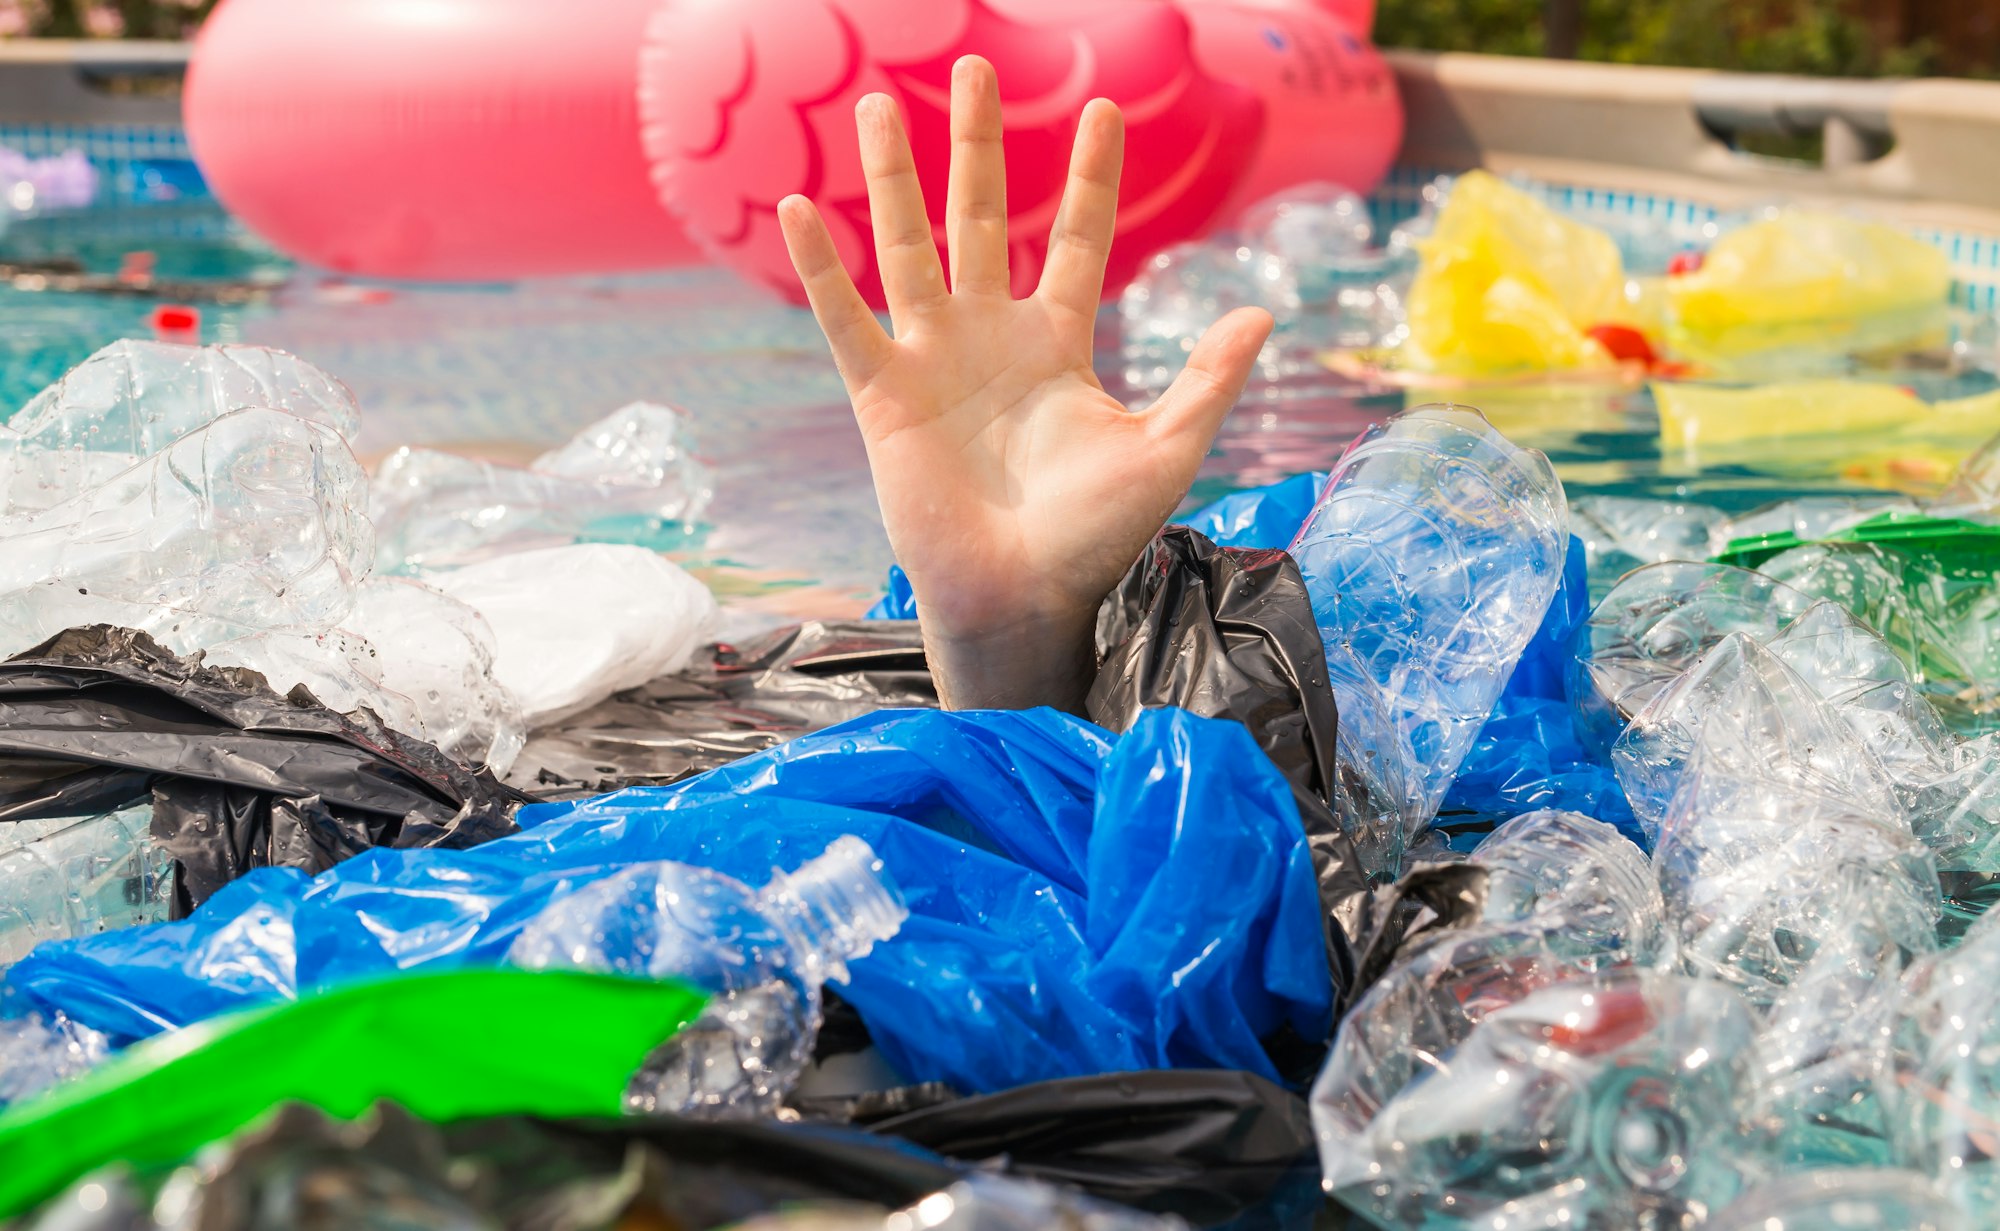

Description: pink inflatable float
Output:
[185,0,1400,296]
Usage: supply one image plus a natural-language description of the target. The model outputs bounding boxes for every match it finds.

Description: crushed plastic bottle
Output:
[0,407,372,658]
[424,543,717,727]
[338,578,526,771]
[370,402,713,573]
[1315,969,1759,1229]
[1570,495,1729,596]
[1290,405,1568,873]
[0,341,360,517]
[1706,1169,1966,1231]
[0,1011,109,1109]
[0,806,170,970]
[1886,911,2000,1218]
[1569,562,1814,757]
[510,835,905,1118]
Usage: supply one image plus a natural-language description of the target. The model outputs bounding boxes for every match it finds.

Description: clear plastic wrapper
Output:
[1290,405,1568,873]
[1569,562,1813,757]
[369,401,713,572]
[425,542,718,727]
[1314,970,1759,1229]
[0,340,360,517]
[0,804,169,970]
[510,836,906,1118]
[0,407,371,659]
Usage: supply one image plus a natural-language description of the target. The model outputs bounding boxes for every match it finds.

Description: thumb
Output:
[1143,307,1274,449]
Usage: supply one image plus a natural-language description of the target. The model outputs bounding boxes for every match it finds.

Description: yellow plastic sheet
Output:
[1406,173,1627,375]
[1654,379,2000,490]
[1667,212,1952,363]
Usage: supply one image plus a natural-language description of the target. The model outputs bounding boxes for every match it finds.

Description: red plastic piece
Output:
[1666,249,1705,276]
[149,304,201,342]
[1586,322,1661,367]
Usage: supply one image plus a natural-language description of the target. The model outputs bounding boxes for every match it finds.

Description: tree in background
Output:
[0,0,216,38]
[1377,0,1954,76]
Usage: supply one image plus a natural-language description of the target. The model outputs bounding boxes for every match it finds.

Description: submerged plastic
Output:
[0,626,522,913]
[0,968,709,1219]
[370,402,714,572]
[7,706,1332,1096]
[1403,171,1626,374]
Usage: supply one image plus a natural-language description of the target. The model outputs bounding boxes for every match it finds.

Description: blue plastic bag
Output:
[864,564,917,620]
[8,708,1330,1094]
[1183,472,1329,550]
[1442,536,1639,843]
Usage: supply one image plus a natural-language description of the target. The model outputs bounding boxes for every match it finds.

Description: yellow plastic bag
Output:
[1654,379,2000,490]
[1667,211,1951,363]
[1405,172,1627,375]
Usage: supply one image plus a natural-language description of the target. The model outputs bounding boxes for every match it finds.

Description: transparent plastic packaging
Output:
[0,340,360,517]
[0,806,170,970]
[1314,970,1759,1229]
[1885,910,2000,1218]
[1569,562,1814,757]
[370,402,714,573]
[0,1011,109,1109]
[1569,495,1729,596]
[1118,241,1293,389]
[508,835,906,1118]
[1289,405,1568,873]
[0,407,372,658]
[1706,1169,1966,1231]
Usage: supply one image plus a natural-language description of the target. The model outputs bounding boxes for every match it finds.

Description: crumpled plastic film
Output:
[1403,171,1627,374]
[6,707,1331,1096]
[425,543,718,727]
[1291,405,1569,874]
[370,402,713,573]
[0,340,361,517]
[1666,210,1952,365]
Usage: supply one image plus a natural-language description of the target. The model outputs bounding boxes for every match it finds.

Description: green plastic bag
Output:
[0,967,706,1218]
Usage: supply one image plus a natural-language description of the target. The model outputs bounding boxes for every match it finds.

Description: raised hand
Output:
[778,56,1272,711]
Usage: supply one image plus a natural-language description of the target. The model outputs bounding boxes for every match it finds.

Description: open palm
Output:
[779,56,1272,709]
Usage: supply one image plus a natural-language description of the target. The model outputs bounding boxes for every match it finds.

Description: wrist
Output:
[916,602,1099,713]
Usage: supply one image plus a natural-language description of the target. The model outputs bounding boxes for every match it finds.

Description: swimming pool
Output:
[0,164,1993,625]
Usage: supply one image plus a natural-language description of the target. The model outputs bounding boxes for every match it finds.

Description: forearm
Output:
[918,604,1099,714]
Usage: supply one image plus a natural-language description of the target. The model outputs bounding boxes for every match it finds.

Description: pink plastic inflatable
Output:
[183,0,706,281]
[640,0,1403,306]
[184,0,1398,292]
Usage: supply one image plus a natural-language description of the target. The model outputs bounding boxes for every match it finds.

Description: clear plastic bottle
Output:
[1314,970,1759,1229]
[1289,405,1569,875]
[0,805,172,970]
[1473,809,1666,962]
[507,835,907,1118]
[1885,910,2000,1218]
[1706,1168,1966,1231]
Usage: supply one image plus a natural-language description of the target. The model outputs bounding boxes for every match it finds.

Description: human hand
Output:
[778,56,1273,711]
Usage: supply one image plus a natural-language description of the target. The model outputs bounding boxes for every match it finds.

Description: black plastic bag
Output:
[850,1069,1319,1227]
[511,619,937,797]
[0,626,522,915]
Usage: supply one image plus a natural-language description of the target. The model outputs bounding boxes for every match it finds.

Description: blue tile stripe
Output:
[0,121,204,206]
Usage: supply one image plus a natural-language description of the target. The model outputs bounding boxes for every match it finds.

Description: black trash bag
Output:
[511,619,937,797]
[18,1101,1160,1231]
[1088,526,1374,1010]
[0,626,523,915]
[829,1069,1322,1228]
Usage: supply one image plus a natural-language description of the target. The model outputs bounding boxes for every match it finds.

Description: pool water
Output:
[0,196,1990,622]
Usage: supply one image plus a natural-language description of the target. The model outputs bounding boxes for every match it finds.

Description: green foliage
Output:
[1378,0,1939,77]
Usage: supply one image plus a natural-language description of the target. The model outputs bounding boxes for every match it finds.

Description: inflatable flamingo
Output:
[185,0,1400,295]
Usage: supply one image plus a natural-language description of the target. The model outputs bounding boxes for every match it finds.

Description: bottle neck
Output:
[756,836,908,986]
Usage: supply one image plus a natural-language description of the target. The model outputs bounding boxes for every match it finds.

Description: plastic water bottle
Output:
[507,835,907,1118]
[1289,405,1568,875]
[1886,911,2000,1217]
[0,805,172,970]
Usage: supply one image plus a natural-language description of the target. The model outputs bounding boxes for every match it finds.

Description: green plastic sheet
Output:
[0,967,706,1217]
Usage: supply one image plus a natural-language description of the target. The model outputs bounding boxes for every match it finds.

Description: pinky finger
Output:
[779,195,895,388]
